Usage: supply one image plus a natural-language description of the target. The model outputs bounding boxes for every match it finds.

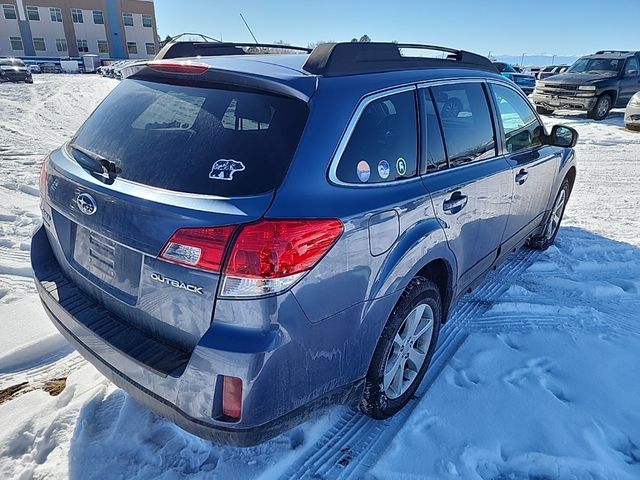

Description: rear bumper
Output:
[31,225,362,446]
[532,93,597,111]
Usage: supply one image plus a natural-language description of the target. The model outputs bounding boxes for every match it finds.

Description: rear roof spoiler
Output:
[302,42,498,76]
[155,36,311,60]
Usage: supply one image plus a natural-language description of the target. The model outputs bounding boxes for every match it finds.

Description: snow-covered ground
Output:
[0,75,639,479]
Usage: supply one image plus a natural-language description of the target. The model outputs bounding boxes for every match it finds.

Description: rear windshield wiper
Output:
[68,143,121,185]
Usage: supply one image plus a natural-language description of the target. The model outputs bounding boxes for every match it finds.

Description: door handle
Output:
[443,191,468,213]
[515,169,529,185]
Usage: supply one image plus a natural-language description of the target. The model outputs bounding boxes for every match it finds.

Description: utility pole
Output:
[520,52,526,67]
[551,54,556,65]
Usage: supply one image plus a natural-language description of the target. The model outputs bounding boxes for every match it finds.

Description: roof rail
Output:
[303,42,497,76]
[594,50,634,55]
[155,39,311,61]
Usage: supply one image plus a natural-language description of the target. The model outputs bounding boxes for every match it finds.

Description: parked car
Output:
[27,63,42,74]
[41,63,61,74]
[537,65,569,80]
[32,41,578,446]
[493,62,536,95]
[0,58,33,83]
[532,50,640,120]
[625,92,640,130]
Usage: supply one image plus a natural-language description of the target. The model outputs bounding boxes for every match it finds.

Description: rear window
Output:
[71,79,308,196]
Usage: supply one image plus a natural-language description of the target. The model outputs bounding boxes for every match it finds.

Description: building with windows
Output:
[0,0,158,60]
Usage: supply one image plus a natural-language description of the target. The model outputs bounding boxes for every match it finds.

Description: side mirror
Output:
[546,125,578,148]
[626,69,638,76]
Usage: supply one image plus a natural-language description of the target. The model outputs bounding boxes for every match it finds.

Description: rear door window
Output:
[419,88,448,173]
[70,79,308,196]
[431,83,496,167]
[335,90,418,184]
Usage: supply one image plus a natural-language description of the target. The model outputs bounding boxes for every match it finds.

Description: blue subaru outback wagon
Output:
[32,42,577,446]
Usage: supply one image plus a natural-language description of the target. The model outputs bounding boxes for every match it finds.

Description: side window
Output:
[419,89,447,172]
[336,90,418,184]
[431,83,496,167]
[625,58,639,77]
[492,84,543,154]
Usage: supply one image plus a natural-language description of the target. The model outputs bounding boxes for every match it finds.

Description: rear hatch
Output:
[43,75,308,349]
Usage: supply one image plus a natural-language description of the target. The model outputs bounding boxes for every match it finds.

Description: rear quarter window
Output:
[70,79,308,196]
[335,90,418,184]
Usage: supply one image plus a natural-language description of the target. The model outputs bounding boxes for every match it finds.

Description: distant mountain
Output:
[491,54,580,68]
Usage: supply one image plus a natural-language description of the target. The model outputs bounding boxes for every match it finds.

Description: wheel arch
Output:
[600,89,618,105]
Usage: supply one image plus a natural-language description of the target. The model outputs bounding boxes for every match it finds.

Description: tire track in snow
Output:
[279,248,540,480]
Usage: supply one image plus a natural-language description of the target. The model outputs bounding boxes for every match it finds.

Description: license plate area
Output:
[72,225,142,303]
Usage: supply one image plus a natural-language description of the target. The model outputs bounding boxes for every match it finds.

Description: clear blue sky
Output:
[154,0,639,57]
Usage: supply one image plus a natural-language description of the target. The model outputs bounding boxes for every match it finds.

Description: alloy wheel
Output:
[383,303,435,399]
[545,188,566,240]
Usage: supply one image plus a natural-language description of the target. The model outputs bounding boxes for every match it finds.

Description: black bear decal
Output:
[209,159,245,181]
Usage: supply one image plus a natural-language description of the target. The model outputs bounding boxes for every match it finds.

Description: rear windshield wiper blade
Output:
[68,143,121,184]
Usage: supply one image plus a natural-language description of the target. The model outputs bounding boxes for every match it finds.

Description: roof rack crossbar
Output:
[302,42,497,76]
[594,50,634,55]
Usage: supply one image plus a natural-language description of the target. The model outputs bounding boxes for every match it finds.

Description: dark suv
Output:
[32,42,578,446]
[533,50,640,120]
[0,57,33,83]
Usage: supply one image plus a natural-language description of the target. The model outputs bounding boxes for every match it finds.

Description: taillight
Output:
[222,376,243,420]
[221,219,343,297]
[39,156,48,198]
[160,226,235,271]
[147,61,208,75]
[158,219,343,297]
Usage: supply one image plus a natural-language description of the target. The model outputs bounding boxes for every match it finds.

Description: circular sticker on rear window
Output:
[396,157,407,176]
[357,160,371,182]
[378,160,390,180]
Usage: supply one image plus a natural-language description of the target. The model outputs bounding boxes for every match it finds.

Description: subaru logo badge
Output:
[76,193,97,216]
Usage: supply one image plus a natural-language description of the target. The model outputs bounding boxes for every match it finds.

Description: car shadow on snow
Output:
[66,227,640,480]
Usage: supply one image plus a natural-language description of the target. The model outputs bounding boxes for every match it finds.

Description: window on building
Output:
[127,41,138,54]
[3,4,17,20]
[56,38,68,52]
[26,6,40,21]
[71,8,83,23]
[50,7,62,22]
[9,36,23,51]
[142,14,152,27]
[123,12,133,26]
[145,43,155,55]
[77,39,89,53]
[97,40,108,54]
[33,37,46,52]
[92,10,103,24]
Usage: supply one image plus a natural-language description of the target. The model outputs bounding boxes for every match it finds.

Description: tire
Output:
[528,178,571,250]
[587,94,612,120]
[536,106,554,115]
[360,277,442,419]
